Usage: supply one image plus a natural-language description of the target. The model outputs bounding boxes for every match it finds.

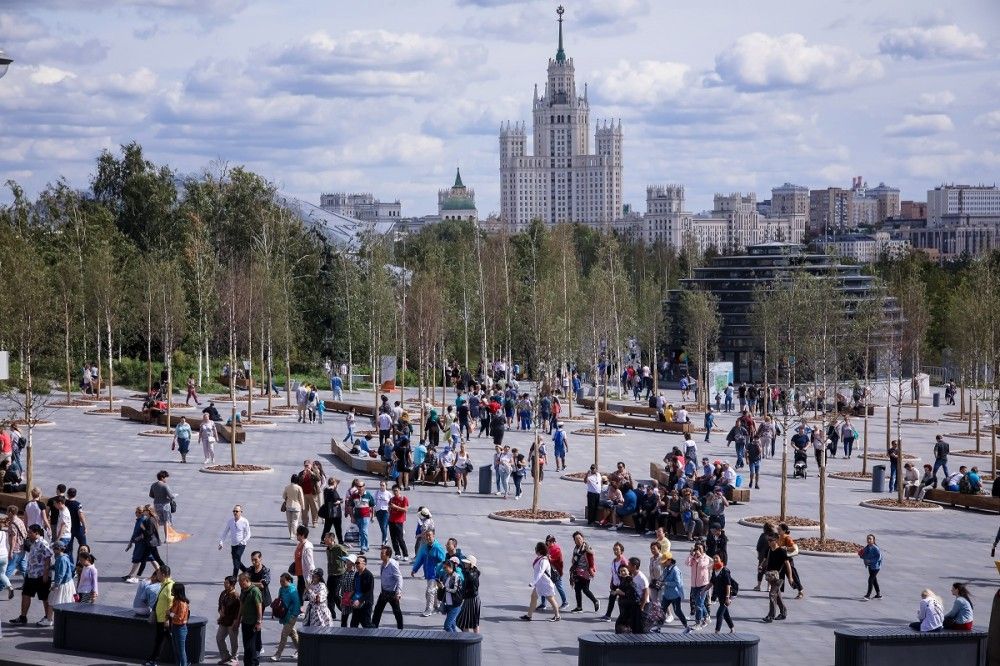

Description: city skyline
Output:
[0,0,998,216]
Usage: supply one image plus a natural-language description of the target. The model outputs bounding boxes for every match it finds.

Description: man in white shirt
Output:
[218,505,252,578]
[295,383,308,423]
[378,411,393,451]
[675,407,688,424]
[585,465,603,525]
[627,556,650,631]
[52,496,72,554]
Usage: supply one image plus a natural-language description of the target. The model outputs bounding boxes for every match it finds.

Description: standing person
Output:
[552,423,568,472]
[216,576,241,666]
[777,523,805,599]
[497,445,513,499]
[199,413,219,465]
[704,408,715,443]
[304,568,336,628]
[585,465,602,525]
[520,542,561,622]
[859,534,883,600]
[173,417,192,464]
[247,551,272,614]
[601,542,629,622]
[148,471,176,532]
[295,382,308,424]
[338,555,357,628]
[320,478,343,543]
[610,563,639,634]
[909,589,945,632]
[656,556,692,633]
[293,526,315,604]
[387,485,409,562]
[454,444,471,495]
[932,435,950,481]
[710,555,734,633]
[144,565,175,666]
[321,533,348,620]
[4,505,26,585]
[219,505,252,579]
[888,441,900,492]
[9,524,54,627]
[440,558,465,631]
[282,476,305,541]
[296,461,321,530]
[48,542,76,607]
[625,557,650,634]
[76,552,99,603]
[457,556,481,633]
[942,582,974,630]
[347,557,375,628]
[185,374,201,406]
[752,522,777,591]
[371,546,404,629]
[760,532,793,623]
[373,480,392,547]
[747,436,762,490]
[168,583,191,666]
[342,407,356,444]
[568,532,599,613]
[840,417,855,459]
[270,573,301,662]
[686,542,712,629]
[351,481,375,555]
[238,573,263,666]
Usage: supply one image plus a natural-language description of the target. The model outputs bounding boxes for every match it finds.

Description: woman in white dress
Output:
[198,413,218,465]
[520,541,561,622]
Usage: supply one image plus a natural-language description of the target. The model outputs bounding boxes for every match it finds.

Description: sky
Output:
[1,0,998,215]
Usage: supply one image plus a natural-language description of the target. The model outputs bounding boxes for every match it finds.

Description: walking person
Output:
[282,476,305,541]
[859,534,883,600]
[686,542,712,629]
[148,471,176,532]
[371,546,404,629]
[216,576,241,666]
[536,535,568,610]
[440,557,465,631]
[292,526,315,604]
[48,542,76,607]
[932,435,950,481]
[841,417,855,459]
[656,555,692,633]
[387,485,409,561]
[373,480,392,547]
[760,532,793,623]
[520,542,561,622]
[304,568,336,627]
[568,531,599,613]
[143,565,174,666]
[411,529,446,617]
[777,523,805,599]
[269,573,301,662]
[320,478,343,543]
[9,524,54,627]
[199,413,219,465]
[457,555,481,633]
[219,505,251,579]
[710,555,734,633]
[173,417,192,464]
[601,542,628,621]
[296,461,322,529]
[343,407,356,443]
[185,374,201,406]
[237,573,263,666]
[552,423,568,472]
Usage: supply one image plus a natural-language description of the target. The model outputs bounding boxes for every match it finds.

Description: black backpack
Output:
[730,576,740,597]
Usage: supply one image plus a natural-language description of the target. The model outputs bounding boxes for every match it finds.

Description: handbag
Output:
[169,500,177,514]
[280,501,287,513]
[318,502,330,519]
[270,596,287,621]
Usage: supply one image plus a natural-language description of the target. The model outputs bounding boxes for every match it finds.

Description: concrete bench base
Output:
[834,627,986,666]
[578,631,759,666]
[53,603,207,664]
[298,626,481,666]
[330,438,389,476]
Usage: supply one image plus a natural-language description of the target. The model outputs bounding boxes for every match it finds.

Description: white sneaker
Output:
[36,617,53,627]
[421,611,432,617]
[663,614,675,623]
[125,577,140,584]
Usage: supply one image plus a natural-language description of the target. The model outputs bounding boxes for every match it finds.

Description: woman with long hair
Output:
[320,477,343,543]
[520,542,560,622]
[943,582,974,630]
[909,589,944,632]
[859,534,883,600]
[303,568,335,627]
[612,563,638,634]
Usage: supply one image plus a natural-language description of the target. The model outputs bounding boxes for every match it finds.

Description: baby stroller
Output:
[793,448,808,479]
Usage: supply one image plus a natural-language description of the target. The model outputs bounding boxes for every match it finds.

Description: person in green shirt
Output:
[323,533,348,620]
[238,572,263,666]
[144,565,173,666]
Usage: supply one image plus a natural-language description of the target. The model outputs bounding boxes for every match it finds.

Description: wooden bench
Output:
[120,405,154,424]
[298,627,481,666]
[599,411,691,435]
[0,491,40,513]
[324,400,376,418]
[648,463,751,504]
[218,374,250,390]
[330,438,388,476]
[578,631,759,666]
[217,424,245,444]
[924,489,999,513]
[53,603,207,664]
[834,626,986,666]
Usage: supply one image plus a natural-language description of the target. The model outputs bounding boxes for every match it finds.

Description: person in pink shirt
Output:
[686,542,712,628]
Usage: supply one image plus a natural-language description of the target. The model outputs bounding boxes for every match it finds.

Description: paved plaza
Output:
[0,384,994,665]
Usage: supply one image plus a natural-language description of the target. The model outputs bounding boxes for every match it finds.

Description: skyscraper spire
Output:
[555,5,566,63]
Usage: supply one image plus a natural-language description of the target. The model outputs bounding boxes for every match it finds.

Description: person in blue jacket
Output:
[704,409,715,443]
[272,572,303,660]
[411,529,447,617]
[656,556,692,633]
[859,533,882,600]
[552,423,568,472]
[612,483,638,531]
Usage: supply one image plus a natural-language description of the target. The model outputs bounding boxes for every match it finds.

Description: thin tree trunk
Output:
[64,301,72,405]
[106,314,114,411]
[976,403,981,453]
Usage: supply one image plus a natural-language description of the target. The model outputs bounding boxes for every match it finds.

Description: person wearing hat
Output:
[456,556,481,633]
[552,423,568,473]
[413,507,434,559]
[337,555,357,628]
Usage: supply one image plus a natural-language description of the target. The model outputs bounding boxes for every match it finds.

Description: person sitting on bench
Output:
[202,401,222,422]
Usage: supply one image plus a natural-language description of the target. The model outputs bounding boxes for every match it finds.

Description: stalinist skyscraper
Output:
[499,5,623,230]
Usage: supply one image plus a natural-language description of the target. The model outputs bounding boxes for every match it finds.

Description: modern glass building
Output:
[665,242,899,382]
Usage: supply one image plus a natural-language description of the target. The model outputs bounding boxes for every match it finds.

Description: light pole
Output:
[0,50,13,79]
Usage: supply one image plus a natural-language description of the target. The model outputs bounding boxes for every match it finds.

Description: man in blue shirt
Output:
[612,484,638,531]
[704,408,715,443]
[330,374,343,401]
[552,423,568,472]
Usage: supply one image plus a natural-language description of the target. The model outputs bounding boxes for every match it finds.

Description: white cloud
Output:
[879,24,987,60]
[711,33,884,92]
[29,65,76,85]
[917,91,955,108]
[591,60,689,105]
[0,13,108,66]
[975,111,1000,132]
[884,113,954,137]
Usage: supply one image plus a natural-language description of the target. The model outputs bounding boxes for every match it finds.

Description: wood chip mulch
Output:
[830,471,873,479]
[952,449,997,458]
[797,537,862,553]
[492,509,572,520]
[900,418,938,424]
[204,464,273,472]
[572,427,624,436]
[562,472,588,480]
[864,453,919,461]
[865,498,939,509]
[741,515,820,527]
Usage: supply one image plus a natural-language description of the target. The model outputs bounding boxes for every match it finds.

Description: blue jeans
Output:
[691,584,709,623]
[843,438,854,458]
[748,461,760,476]
[358,517,370,552]
[375,510,389,545]
[498,468,510,495]
[735,443,746,468]
[6,552,26,578]
[889,466,898,491]
[343,425,354,443]
[171,624,189,666]
[443,603,462,632]
[932,459,949,479]
[0,556,9,592]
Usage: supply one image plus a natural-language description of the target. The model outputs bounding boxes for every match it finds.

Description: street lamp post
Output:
[0,50,13,79]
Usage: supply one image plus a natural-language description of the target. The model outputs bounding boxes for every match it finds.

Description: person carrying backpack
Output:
[710,555,737,633]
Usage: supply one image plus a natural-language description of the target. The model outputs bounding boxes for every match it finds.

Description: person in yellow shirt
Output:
[145,565,174,666]
[664,405,675,423]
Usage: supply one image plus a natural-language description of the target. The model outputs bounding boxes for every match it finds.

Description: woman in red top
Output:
[387,486,409,561]
[568,532,599,613]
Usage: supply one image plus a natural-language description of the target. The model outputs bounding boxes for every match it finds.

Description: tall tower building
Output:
[499,6,623,230]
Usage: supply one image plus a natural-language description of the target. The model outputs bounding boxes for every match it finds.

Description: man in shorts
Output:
[9,524,54,626]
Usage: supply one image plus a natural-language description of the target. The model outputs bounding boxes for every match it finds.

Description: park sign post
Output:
[0,350,8,380]
[709,361,733,398]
